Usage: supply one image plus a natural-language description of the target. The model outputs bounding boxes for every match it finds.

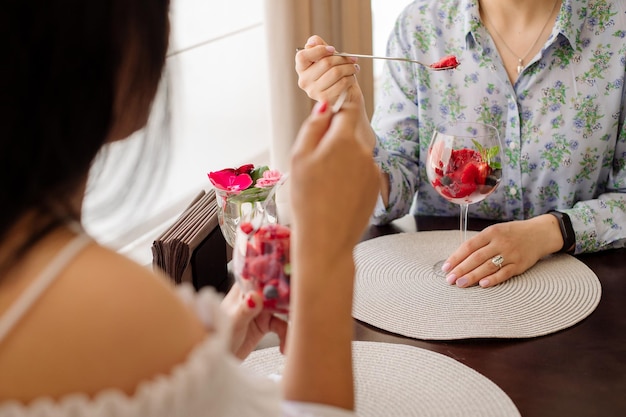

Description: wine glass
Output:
[425,121,503,276]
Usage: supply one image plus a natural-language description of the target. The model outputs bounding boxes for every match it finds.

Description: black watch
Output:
[548,210,576,253]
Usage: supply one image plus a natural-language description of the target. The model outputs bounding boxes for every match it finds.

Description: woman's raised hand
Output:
[295,35,362,107]
[296,35,378,152]
[290,100,379,256]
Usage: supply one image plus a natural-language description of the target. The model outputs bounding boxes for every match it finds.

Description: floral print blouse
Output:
[371,0,626,254]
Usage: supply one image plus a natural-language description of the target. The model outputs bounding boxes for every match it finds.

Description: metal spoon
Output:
[296,48,459,71]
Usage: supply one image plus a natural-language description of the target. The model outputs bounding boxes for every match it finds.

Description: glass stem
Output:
[459,203,469,243]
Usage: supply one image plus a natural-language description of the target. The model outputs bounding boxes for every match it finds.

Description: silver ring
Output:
[491,255,504,269]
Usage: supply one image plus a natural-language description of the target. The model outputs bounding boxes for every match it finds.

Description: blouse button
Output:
[509,187,518,196]
[509,142,517,150]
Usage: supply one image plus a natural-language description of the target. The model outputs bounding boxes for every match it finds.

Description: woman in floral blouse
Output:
[296,0,626,288]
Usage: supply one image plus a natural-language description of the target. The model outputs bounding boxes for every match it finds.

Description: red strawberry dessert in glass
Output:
[426,122,503,276]
[429,142,502,204]
[233,221,291,314]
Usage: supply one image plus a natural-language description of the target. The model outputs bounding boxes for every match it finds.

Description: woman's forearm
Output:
[282,245,356,410]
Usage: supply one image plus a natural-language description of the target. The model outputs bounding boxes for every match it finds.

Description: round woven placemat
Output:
[243,341,520,416]
[353,231,602,340]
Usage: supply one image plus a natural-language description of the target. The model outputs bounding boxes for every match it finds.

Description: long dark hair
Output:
[1,0,170,266]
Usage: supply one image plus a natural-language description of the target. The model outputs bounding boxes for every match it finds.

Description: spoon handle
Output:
[333,52,429,66]
[295,48,456,71]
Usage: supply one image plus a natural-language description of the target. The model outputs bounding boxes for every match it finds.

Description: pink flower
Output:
[255,170,282,188]
[208,166,254,192]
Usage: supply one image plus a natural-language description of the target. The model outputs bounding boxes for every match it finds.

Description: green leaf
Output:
[250,166,269,183]
[228,186,271,204]
[471,139,485,155]
[472,139,501,170]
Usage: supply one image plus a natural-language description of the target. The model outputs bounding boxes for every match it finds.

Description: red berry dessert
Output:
[235,223,291,313]
[430,55,460,69]
[430,141,501,203]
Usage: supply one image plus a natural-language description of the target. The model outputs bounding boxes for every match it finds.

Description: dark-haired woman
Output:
[0,1,379,415]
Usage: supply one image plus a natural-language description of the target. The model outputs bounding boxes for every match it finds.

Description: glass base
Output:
[432,259,448,278]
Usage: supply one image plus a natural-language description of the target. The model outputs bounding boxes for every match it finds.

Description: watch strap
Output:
[548,210,576,254]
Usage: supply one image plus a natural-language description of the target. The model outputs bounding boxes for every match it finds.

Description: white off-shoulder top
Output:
[0,234,355,417]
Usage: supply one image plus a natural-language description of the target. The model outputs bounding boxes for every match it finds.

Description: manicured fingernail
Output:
[313,101,328,114]
[446,273,457,284]
[247,296,256,309]
[441,262,451,273]
[325,45,336,53]
[479,278,490,288]
[354,63,361,72]
[456,277,468,288]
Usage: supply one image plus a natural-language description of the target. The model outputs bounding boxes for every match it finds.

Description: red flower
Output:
[208,164,255,192]
[234,164,254,175]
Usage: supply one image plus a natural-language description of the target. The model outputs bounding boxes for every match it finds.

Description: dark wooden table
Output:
[355,216,626,416]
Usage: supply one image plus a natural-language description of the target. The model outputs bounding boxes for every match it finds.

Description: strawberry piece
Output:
[476,162,491,185]
[454,182,478,198]
[430,55,460,69]
[441,181,477,198]
[460,163,479,185]
[450,149,479,171]
[246,255,270,280]
[240,222,254,234]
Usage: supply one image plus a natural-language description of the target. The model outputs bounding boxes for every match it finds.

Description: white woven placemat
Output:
[243,341,520,416]
[353,231,602,340]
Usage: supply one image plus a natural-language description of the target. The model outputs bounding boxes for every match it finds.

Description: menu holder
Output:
[151,189,231,292]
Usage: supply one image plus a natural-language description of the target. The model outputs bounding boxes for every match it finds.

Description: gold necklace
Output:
[481,0,560,74]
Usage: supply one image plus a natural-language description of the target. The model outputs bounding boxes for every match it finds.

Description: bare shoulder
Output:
[0,239,208,402]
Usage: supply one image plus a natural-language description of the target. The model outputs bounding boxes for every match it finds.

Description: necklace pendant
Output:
[516,58,523,75]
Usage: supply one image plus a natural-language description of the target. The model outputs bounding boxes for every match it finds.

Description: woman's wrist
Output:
[537,214,570,255]
[547,210,576,253]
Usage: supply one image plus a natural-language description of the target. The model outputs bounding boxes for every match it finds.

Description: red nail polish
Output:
[247,296,256,309]
[314,101,328,114]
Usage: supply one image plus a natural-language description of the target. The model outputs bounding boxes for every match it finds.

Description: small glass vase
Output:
[214,187,278,247]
